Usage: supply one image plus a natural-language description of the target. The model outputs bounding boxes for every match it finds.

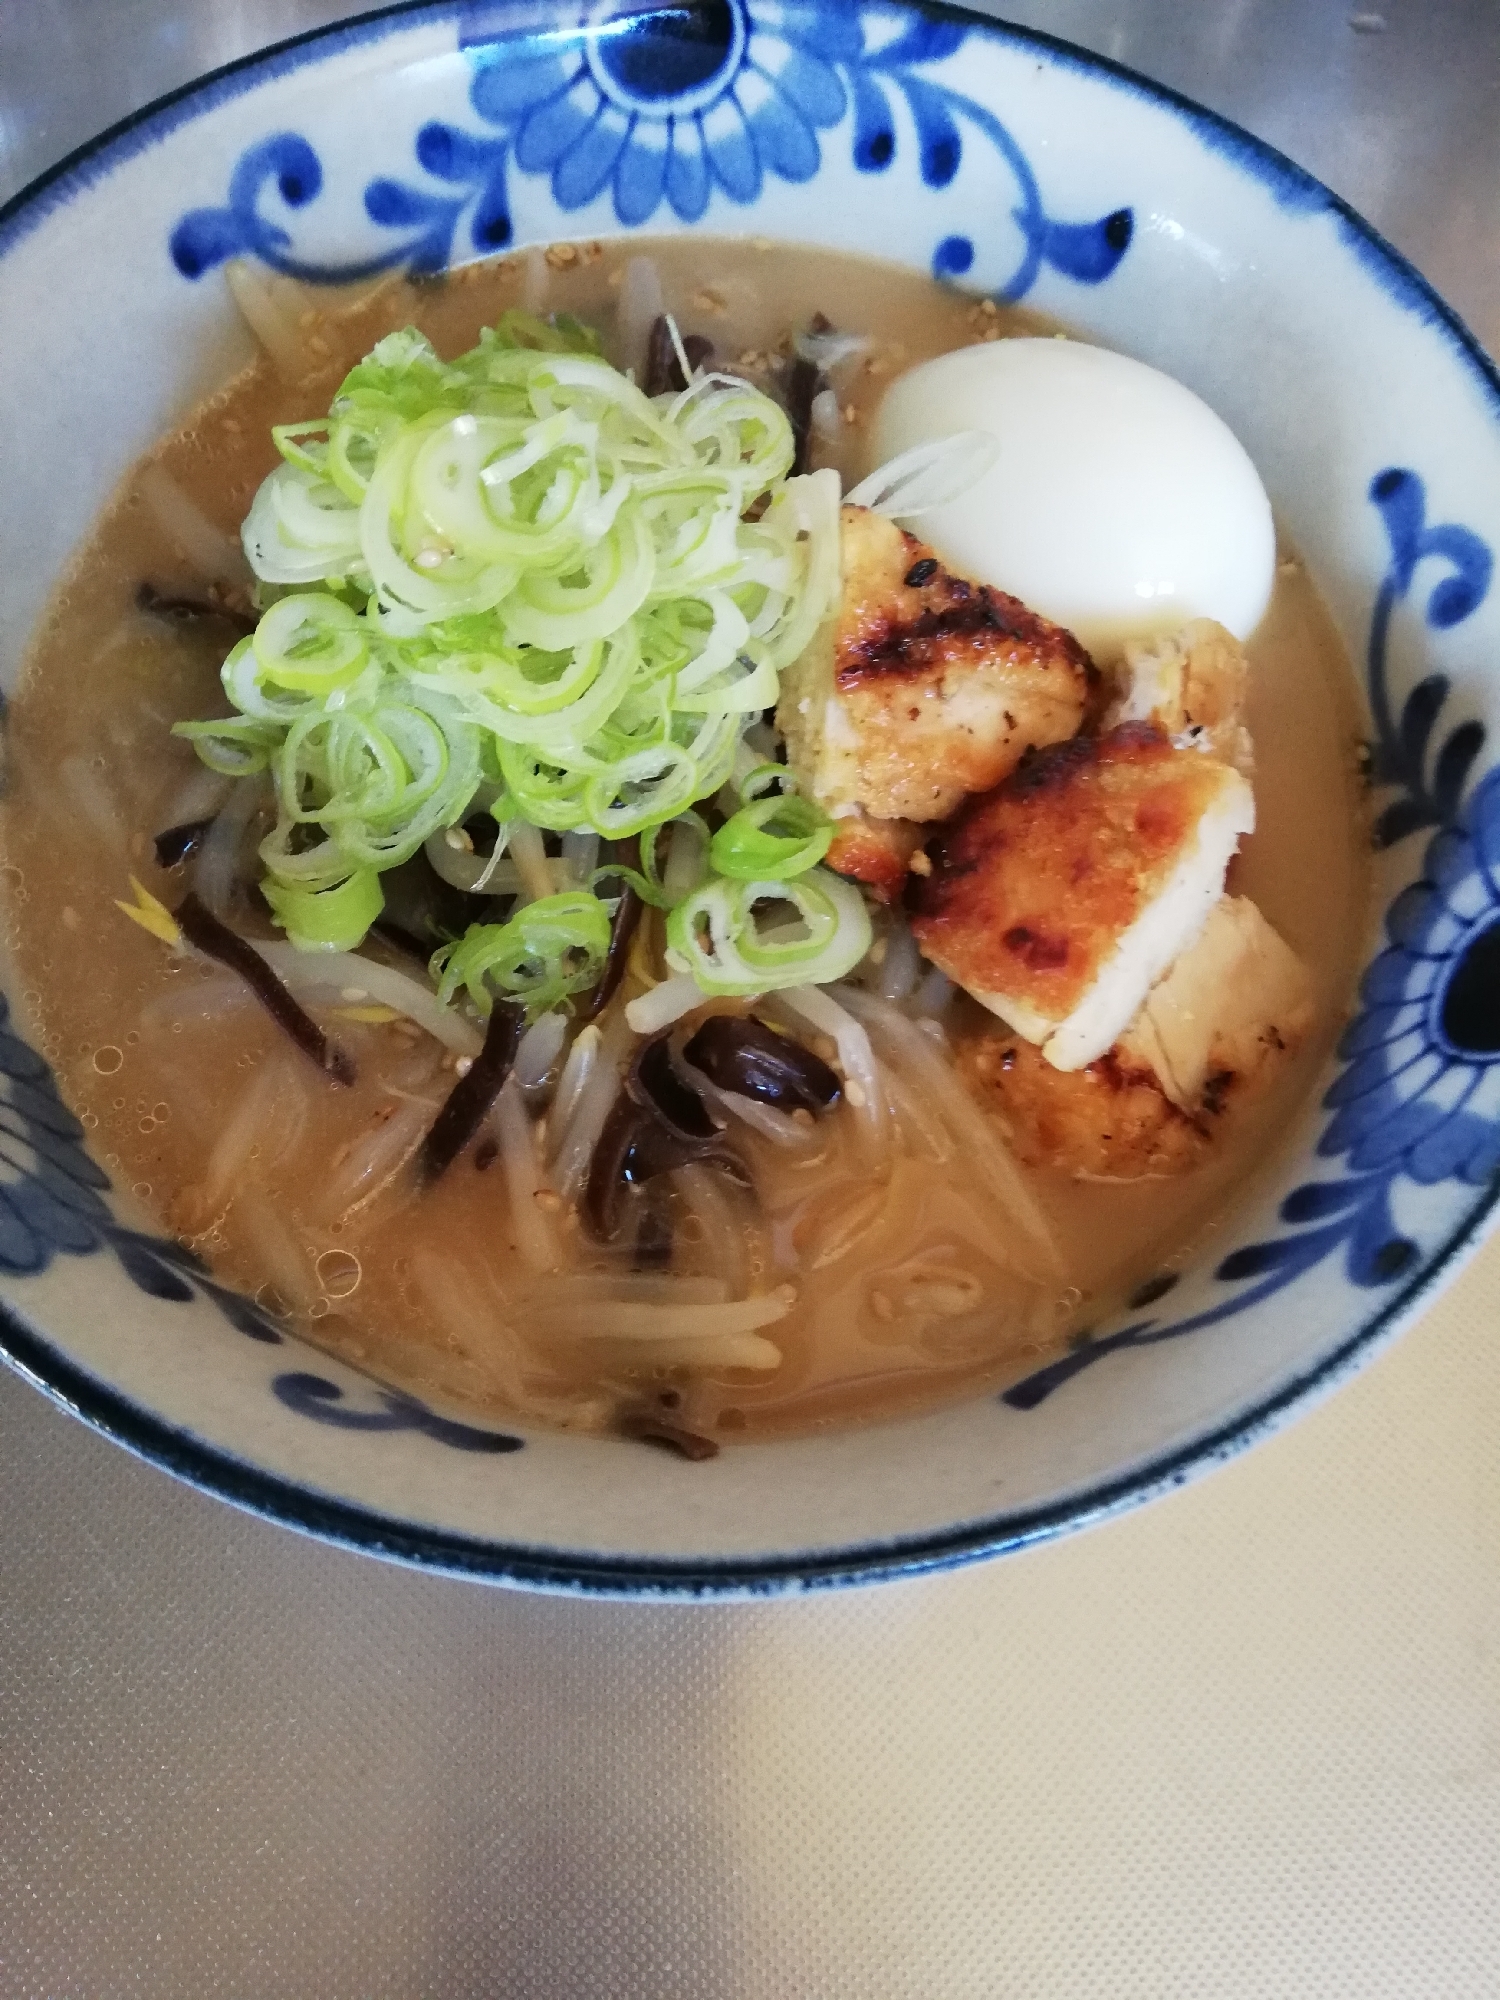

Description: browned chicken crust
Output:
[959,1034,1211,1179]
[777,505,1094,826]
[911,724,1246,1026]
[824,810,923,904]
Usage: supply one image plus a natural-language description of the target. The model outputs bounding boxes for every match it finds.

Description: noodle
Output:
[492,1077,561,1274]
[834,987,1062,1280]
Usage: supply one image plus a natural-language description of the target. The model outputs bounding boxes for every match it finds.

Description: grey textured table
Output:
[3,5,1500,1995]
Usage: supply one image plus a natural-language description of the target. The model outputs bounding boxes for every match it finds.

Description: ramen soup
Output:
[3,239,1369,1452]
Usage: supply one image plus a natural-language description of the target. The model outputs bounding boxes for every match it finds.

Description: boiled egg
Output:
[870,338,1275,661]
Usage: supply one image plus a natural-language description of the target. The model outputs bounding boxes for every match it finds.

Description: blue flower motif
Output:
[1324,778,1500,1188]
[460,0,852,226]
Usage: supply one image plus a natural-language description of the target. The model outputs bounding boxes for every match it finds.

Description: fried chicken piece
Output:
[1118,894,1314,1108]
[960,1034,1211,1180]
[911,724,1255,1071]
[823,809,923,904]
[958,896,1314,1180]
[778,504,1093,826]
[1104,618,1254,777]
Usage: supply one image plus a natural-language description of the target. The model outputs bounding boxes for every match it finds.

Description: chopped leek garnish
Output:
[261,867,384,953]
[664,868,872,998]
[177,316,842,971]
[709,789,833,881]
[432,891,612,1019]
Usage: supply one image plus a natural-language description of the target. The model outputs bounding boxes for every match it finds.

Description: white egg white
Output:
[871,337,1276,662]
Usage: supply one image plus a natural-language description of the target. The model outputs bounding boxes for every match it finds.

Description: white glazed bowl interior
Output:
[1,0,1497,1595]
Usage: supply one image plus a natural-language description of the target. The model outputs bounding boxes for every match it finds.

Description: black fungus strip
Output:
[683,1013,841,1114]
[583,1037,750,1240]
[417,1000,525,1186]
[583,1096,650,1240]
[578,885,642,1024]
[175,892,356,1086]
[136,581,255,636]
[644,315,714,396]
[628,1033,719,1143]
[617,1412,720,1461]
[785,355,822,477]
[153,817,216,869]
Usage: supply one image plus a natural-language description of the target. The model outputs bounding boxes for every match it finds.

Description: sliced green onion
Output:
[710,791,833,880]
[432,890,612,1018]
[184,312,840,925]
[171,713,281,776]
[664,867,872,997]
[263,866,384,953]
[253,592,368,694]
[272,421,331,476]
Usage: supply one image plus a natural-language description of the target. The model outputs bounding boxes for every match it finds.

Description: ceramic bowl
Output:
[1,0,1497,1597]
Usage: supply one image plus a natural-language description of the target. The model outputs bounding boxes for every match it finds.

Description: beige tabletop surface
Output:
[2,3,1499,1994]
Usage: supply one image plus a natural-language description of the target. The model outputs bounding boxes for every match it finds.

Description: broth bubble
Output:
[316,1249,362,1299]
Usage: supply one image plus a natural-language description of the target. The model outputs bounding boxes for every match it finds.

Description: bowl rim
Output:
[3,0,1499,1598]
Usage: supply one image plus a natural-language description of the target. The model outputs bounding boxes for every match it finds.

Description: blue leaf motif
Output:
[272,1373,523,1453]
[170,133,322,279]
[200,1281,285,1346]
[1039,210,1134,284]
[1369,468,1493,629]
[414,121,513,252]
[1395,673,1448,780]
[109,1230,197,1303]
[1279,1176,1381,1224]
[900,76,961,188]
[1434,722,1485,822]
[362,179,465,274]
[866,18,966,67]
[850,70,895,171]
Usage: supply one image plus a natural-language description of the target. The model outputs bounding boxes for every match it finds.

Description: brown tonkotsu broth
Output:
[3,238,1370,1440]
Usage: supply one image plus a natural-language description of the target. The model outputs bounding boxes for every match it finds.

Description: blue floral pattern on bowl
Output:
[170,0,1132,299]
